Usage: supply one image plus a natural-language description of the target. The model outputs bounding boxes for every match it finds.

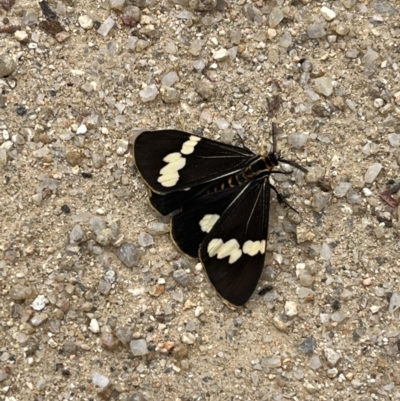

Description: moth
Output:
[133,125,307,306]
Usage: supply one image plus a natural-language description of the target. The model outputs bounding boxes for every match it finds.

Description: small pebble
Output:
[115,327,133,345]
[307,23,326,39]
[97,17,115,36]
[321,6,336,21]
[138,232,154,247]
[92,372,110,388]
[70,224,86,244]
[313,77,333,97]
[78,15,94,30]
[0,54,17,77]
[298,336,316,355]
[284,301,298,317]
[130,339,149,356]
[89,318,100,333]
[31,295,48,311]
[139,84,158,102]
[117,243,140,268]
[364,163,383,184]
[173,269,191,287]
[389,293,400,313]
[181,333,196,344]
[324,348,341,367]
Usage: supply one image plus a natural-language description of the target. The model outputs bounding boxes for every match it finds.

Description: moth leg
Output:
[269,183,299,213]
[235,132,252,152]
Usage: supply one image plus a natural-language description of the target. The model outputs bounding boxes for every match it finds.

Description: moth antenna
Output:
[271,123,278,154]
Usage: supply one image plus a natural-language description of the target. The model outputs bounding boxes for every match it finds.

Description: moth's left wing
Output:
[199,179,271,306]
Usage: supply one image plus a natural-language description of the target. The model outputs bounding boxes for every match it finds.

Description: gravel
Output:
[1,0,400,400]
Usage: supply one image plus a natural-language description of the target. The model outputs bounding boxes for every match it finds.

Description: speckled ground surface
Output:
[1,0,400,400]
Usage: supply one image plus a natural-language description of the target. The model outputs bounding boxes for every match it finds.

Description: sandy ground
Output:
[1,0,400,400]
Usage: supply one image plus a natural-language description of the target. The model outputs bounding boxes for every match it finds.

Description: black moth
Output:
[134,125,306,306]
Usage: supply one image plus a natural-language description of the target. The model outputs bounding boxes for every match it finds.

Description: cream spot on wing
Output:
[208,238,223,257]
[242,240,266,256]
[181,135,201,155]
[163,152,181,163]
[157,171,180,187]
[199,214,220,233]
[208,238,243,264]
[216,239,241,261]
[228,248,242,264]
[157,154,186,187]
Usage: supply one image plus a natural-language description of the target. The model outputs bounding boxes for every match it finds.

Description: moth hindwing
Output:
[133,128,306,306]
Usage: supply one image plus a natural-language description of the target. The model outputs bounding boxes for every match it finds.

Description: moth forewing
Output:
[134,130,256,195]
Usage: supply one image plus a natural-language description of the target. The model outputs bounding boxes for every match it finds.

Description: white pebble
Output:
[76,124,87,135]
[89,318,100,333]
[213,48,228,61]
[78,15,94,30]
[321,6,336,21]
[31,295,48,311]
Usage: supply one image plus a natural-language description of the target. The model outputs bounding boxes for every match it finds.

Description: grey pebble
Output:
[307,23,326,39]
[96,228,113,246]
[62,339,78,355]
[117,243,140,268]
[136,39,150,52]
[0,54,17,77]
[389,293,400,313]
[363,48,380,76]
[109,0,126,11]
[320,243,331,261]
[261,355,281,368]
[334,182,352,198]
[364,162,382,184]
[309,355,322,370]
[371,0,399,16]
[92,153,106,169]
[269,7,283,28]
[139,84,158,102]
[346,49,360,59]
[243,4,262,23]
[128,36,139,51]
[196,80,214,100]
[161,71,179,87]
[0,149,7,167]
[97,17,115,37]
[324,348,341,367]
[70,224,86,244]
[313,77,333,97]
[289,132,308,149]
[115,326,133,345]
[181,333,196,344]
[173,269,191,287]
[31,313,48,327]
[89,216,106,235]
[346,189,363,204]
[160,86,181,104]
[138,231,154,247]
[297,336,316,355]
[92,372,110,388]
[130,339,149,356]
